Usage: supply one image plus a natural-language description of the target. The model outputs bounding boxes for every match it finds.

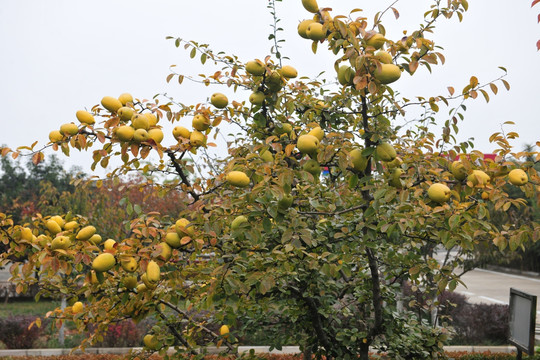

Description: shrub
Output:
[0,315,45,349]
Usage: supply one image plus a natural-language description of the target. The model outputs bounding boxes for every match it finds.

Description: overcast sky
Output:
[1,0,539,176]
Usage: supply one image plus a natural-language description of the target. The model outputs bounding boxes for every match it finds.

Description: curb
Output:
[0,345,518,357]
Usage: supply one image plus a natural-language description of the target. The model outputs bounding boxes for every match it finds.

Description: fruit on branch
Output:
[49,130,63,143]
[220,325,230,337]
[508,168,528,186]
[123,275,138,289]
[278,194,294,210]
[76,110,95,125]
[46,219,62,235]
[227,171,251,188]
[103,239,116,250]
[375,51,393,64]
[148,128,164,143]
[245,60,266,76]
[374,64,401,84]
[118,93,134,106]
[376,143,397,162]
[297,134,320,155]
[302,0,319,13]
[51,215,65,228]
[145,113,158,127]
[92,253,116,272]
[88,234,102,245]
[350,149,368,172]
[303,159,321,177]
[116,125,135,142]
[165,231,182,248]
[64,221,78,231]
[428,183,451,203]
[231,215,248,230]
[190,130,206,147]
[192,114,210,131]
[60,123,79,136]
[143,334,159,350]
[337,65,355,86]
[365,33,386,50]
[481,191,489,200]
[450,161,468,181]
[389,168,403,188]
[132,114,150,130]
[467,170,490,187]
[308,126,324,141]
[76,225,96,241]
[51,236,71,250]
[158,242,172,262]
[146,260,160,283]
[133,129,150,143]
[72,301,83,314]
[176,218,196,237]
[249,91,266,106]
[121,257,138,272]
[101,96,123,113]
[211,93,229,108]
[173,126,191,140]
[118,107,134,122]
[279,65,298,79]
[275,122,292,135]
[306,23,326,41]
[298,20,316,39]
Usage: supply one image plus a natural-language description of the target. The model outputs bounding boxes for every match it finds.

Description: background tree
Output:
[1,1,539,360]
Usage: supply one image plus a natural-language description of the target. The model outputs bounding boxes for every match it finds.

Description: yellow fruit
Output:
[64,221,78,231]
[481,191,489,200]
[337,65,355,85]
[118,93,134,106]
[158,242,172,262]
[72,301,83,314]
[450,161,468,181]
[190,130,206,147]
[136,283,148,293]
[303,159,321,177]
[298,20,316,39]
[148,128,164,144]
[428,183,451,204]
[375,51,393,64]
[165,231,182,248]
[350,149,368,171]
[37,234,50,247]
[249,91,266,105]
[51,215,65,229]
[176,218,196,237]
[192,114,210,131]
[143,334,159,350]
[227,171,251,187]
[49,130,64,143]
[121,256,138,272]
[211,93,228,108]
[116,125,135,142]
[220,325,230,337]
[133,129,150,143]
[101,96,123,113]
[308,126,324,141]
[467,170,490,187]
[297,134,320,155]
[46,220,62,235]
[389,168,403,188]
[60,123,79,136]
[51,236,71,250]
[131,113,149,130]
[366,33,386,49]
[280,65,298,79]
[76,110,95,125]
[376,143,397,162]
[146,260,160,283]
[508,168,528,186]
[245,60,266,76]
[88,234,102,245]
[173,126,191,140]
[118,107,134,122]
[231,215,248,230]
[374,64,401,84]
[387,157,403,169]
[278,194,294,210]
[76,226,96,241]
[302,0,319,13]
[103,239,116,250]
[275,123,292,135]
[122,275,138,289]
[20,227,33,241]
[145,113,158,127]
[306,23,326,41]
[92,253,116,272]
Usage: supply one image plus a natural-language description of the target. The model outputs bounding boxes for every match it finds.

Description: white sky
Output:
[1,0,539,176]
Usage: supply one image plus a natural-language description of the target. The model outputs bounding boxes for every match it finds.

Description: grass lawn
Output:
[0,299,60,318]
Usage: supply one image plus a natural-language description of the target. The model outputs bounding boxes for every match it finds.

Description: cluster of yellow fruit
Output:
[164,217,196,248]
[245,60,298,106]
[171,93,228,149]
[297,0,401,86]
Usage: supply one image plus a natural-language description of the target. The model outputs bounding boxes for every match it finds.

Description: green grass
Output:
[0,299,60,318]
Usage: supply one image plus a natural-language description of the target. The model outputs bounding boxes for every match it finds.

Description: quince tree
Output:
[1,0,539,359]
